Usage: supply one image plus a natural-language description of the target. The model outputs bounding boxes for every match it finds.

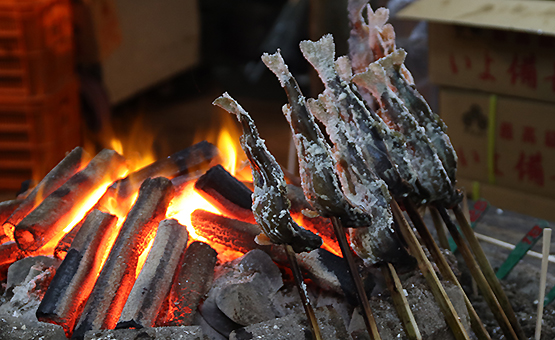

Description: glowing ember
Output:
[166,181,220,242]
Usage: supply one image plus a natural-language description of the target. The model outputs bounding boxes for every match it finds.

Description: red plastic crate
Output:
[0,78,81,189]
[0,0,74,96]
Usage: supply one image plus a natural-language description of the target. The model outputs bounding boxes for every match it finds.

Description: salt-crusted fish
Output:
[299,34,417,200]
[353,63,457,205]
[261,50,371,228]
[306,95,406,265]
[378,49,458,184]
[213,93,322,253]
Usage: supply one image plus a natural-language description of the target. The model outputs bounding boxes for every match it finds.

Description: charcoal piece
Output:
[72,177,175,340]
[216,281,276,326]
[117,219,189,329]
[229,305,349,340]
[6,256,60,291]
[195,164,255,223]
[37,210,119,337]
[52,220,82,260]
[200,250,284,336]
[3,147,89,241]
[0,241,24,267]
[297,248,368,305]
[0,199,21,242]
[14,149,127,253]
[191,209,288,263]
[97,141,219,212]
[161,241,217,327]
[83,325,207,340]
[0,311,67,340]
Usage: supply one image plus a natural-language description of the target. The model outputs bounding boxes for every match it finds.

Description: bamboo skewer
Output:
[381,262,422,340]
[429,207,450,250]
[330,216,382,340]
[435,205,518,340]
[535,228,551,340]
[284,244,322,340]
[451,204,526,340]
[390,200,471,340]
[403,201,491,340]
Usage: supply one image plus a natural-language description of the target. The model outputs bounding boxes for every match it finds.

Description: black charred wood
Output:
[72,177,175,340]
[195,165,255,223]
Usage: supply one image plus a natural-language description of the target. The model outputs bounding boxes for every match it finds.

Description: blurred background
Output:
[1,0,554,222]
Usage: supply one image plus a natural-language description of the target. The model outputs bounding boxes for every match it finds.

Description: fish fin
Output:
[299,35,336,85]
[261,50,291,87]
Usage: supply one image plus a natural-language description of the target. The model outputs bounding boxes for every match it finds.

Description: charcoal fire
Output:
[195,164,255,224]
[117,218,189,329]
[14,149,127,253]
[72,177,174,339]
[158,241,217,327]
[36,210,119,337]
[3,147,90,242]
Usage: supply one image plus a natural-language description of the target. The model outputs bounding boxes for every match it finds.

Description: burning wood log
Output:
[72,177,175,339]
[194,164,255,223]
[191,209,266,255]
[3,147,89,241]
[160,241,217,327]
[0,199,22,243]
[36,210,119,337]
[97,141,219,213]
[14,149,127,253]
[117,219,189,329]
[0,241,25,267]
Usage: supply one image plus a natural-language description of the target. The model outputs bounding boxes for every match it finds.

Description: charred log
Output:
[160,241,217,327]
[72,177,175,339]
[117,219,189,329]
[0,199,22,243]
[36,210,119,337]
[14,149,127,252]
[194,165,255,223]
[3,147,89,241]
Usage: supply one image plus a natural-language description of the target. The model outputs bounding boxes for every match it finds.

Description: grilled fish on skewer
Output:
[299,34,417,200]
[261,50,371,227]
[213,93,322,253]
[378,49,458,183]
[353,63,458,205]
[307,95,407,266]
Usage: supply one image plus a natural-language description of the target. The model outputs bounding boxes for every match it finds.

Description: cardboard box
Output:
[397,0,555,220]
[75,0,200,104]
[440,87,555,198]
[398,0,555,103]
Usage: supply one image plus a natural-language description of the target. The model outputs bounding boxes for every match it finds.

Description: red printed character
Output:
[499,121,514,141]
[544,63,555,92]
[479,51,496,81]
[515,151,544,187]
[472,150,480,163]
[508,53,537,89]
[545,130,555,149]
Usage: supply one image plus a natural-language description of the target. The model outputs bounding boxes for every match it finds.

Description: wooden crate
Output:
[0,78,81,190]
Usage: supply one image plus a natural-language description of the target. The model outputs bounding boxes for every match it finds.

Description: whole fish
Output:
[378,49,458,184]
[213,93,322,253]
[299,34,417,200]
[306,95,407,265]
[261,50,371,227]
[353,62,459,205]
